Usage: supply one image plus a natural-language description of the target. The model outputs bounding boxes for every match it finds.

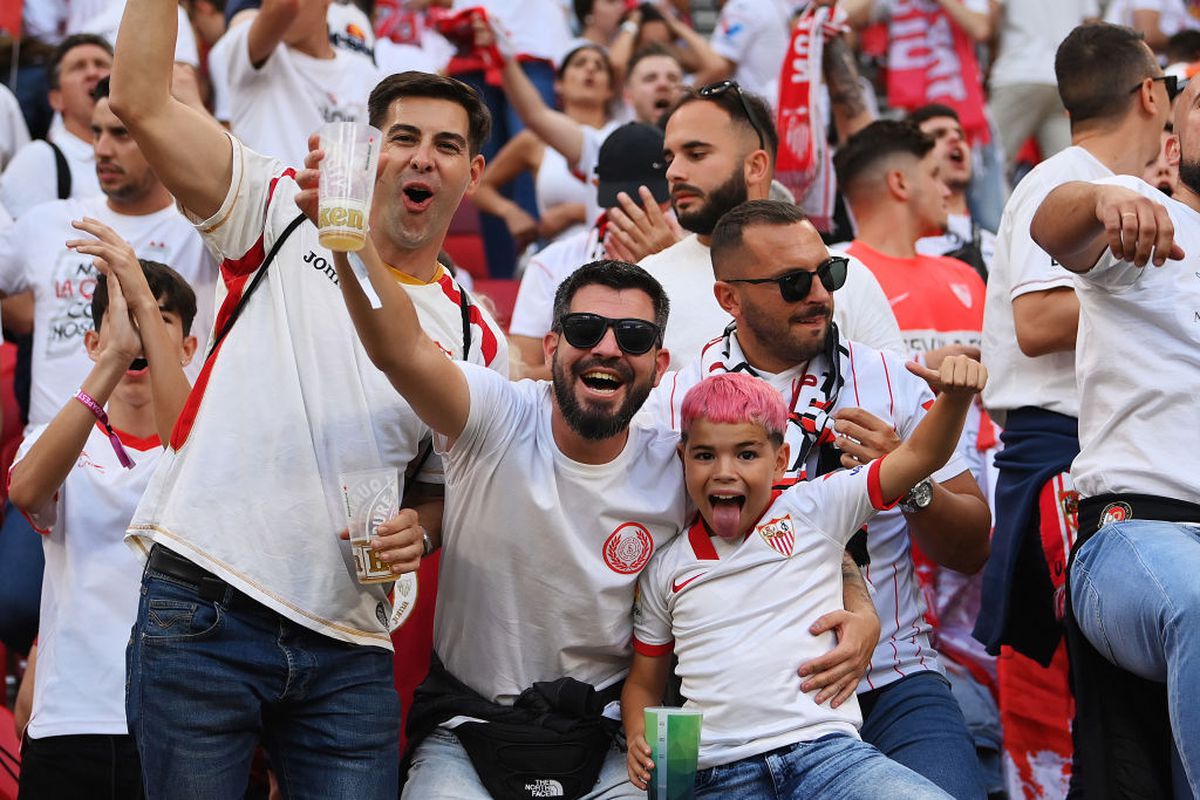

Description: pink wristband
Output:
[74,390,135,469]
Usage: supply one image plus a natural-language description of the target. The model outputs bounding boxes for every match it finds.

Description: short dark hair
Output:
[669,85,779,162]
[92,260,198,336]
[552,260,670,333]
[50,33,113,91]
[367,71,492,156]
[91,75,111,103]
[1166,30,1200,65]
[908,103,960,127]
[626,43,680,81]
[710,200,807,278]
[1055,23,1158,127]
[833,119,934,191]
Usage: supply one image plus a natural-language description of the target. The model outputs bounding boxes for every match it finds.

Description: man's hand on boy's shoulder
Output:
[905,354,988,397]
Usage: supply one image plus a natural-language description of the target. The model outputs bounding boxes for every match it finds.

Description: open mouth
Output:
[948,147,966,165]
[402,184,434,210]
[127,357,149,375]
[579,370,624,395]
[708,492,745,537]
[653,97,671,110]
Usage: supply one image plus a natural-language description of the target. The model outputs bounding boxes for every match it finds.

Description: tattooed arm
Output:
[822,34,874,144]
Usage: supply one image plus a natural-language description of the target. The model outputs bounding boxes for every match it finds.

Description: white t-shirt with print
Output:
[644,335,969,690]
[1,127,101,221]
[639,234,906,369]
[16,422,163,739]
[634,460,892,768]
[220,21,383,169]
[435,364,689,704]
[0,194,217,427]
[1070,175,1200,504]
[127,136,508,649]
[982,145,1112,423]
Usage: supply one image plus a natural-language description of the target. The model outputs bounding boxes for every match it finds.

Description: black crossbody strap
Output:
[206,212,306,362]
[47,140,71,199]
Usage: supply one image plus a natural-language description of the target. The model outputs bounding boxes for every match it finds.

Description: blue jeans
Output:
[859,672,987,799]
[0,501,42,652]
[126,561,400,799]
[1071,520,1200,795]
[402,728,640,799]
[695,733,951,799]
[456,61,557,279]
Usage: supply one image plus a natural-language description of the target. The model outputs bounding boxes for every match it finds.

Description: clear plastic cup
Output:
[644,707,703,800]
[318,121,382,252]
[338,467,398,584]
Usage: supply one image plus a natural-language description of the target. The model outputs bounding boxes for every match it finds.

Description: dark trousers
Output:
[18,733,143,800]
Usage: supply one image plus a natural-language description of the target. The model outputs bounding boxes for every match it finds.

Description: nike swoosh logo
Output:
[672,572,707,593]
[888,292,910,307]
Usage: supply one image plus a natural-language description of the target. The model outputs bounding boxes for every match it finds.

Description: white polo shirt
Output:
[1070,175,1200,505]
[435,364,689,704]
[127,136,508,648]
[644,333,967,690]
[634,460,893,769]
[982,146,1112,423]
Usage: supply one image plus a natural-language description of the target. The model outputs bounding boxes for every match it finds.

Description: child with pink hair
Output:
[621,357,986,799]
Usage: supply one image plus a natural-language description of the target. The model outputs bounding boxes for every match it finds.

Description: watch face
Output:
[902,479,933,512]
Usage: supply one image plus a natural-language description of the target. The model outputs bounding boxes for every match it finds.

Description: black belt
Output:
[1076,493,1200,545]
[147,544,249,606]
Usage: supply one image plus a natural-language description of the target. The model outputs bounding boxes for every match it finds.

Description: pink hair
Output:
[680,373,788,443]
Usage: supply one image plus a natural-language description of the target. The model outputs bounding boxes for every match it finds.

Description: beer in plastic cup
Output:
[339,467,398,584]
[644,707,703,800]
[318,121,382,252]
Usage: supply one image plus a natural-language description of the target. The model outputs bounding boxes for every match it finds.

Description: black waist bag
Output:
[451,677,619,800]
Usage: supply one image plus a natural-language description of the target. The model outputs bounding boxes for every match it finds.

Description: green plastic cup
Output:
[644,707,703,800]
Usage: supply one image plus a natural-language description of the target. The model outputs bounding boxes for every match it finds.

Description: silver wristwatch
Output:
[899,478,934,514]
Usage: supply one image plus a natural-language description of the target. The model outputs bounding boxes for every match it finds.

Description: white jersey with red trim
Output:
[127,136,507,649]
[15,422,163,738]
[644,333,968,690]
[633,463,893,769]
[435,364,689,705]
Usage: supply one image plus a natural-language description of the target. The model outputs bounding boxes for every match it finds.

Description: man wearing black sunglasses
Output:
[638,82,903,369]
[972,24,1175,795]
[644,199,992,799]
[326,243,688,799]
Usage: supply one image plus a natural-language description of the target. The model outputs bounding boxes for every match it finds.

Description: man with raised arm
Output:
[108,1,507,795]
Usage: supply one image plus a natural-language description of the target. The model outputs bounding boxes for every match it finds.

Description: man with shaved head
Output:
[1029,71,1200,797]
[973,22,1173,797]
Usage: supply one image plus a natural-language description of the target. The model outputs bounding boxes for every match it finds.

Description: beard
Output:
[1177,158,1200,197]
[740,299,833,366]
[674,168,749,236]
[551,354,655,441]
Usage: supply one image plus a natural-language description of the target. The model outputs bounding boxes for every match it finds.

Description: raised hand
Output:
[905,354,988,396]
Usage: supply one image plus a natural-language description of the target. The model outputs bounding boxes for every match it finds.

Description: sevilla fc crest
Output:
[757,515,795,558]
[603,523,654,574]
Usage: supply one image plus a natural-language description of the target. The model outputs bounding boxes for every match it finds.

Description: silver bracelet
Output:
[421,527,435,557]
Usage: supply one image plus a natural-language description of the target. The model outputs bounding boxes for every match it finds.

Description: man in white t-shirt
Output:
[643,86,903,368]
[1028,74,1200,789]
[0,78,216,429]
[975,23,1172,798]
[642,200,991,798]
[217,0,382,168]
[911,104,996,281]
[0,34,111,220]
[111,0,507,792]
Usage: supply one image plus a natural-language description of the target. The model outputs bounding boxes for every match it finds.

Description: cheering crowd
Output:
[0,0,1198,798]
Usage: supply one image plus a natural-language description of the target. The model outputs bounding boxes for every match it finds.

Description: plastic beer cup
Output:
[338,467,398,584]
[318,121,381,251]
[644,707,703,800]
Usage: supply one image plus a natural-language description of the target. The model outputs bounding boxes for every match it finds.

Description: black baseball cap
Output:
[596,122,670,209]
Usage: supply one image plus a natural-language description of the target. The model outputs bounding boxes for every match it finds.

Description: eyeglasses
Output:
[697,80,767,151]
[723,256,849,303]
[558,313,663,355]
[1129,74,1184,101]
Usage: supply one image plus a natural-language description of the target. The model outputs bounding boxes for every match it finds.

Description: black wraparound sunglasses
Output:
[559,313,663,355]
[724,256,849,303]
[1129,74,1185,101]
[697,80,767,151]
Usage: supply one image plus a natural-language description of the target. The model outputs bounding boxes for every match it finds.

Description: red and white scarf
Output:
[776,5,847,232]
[886,0,990,143]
